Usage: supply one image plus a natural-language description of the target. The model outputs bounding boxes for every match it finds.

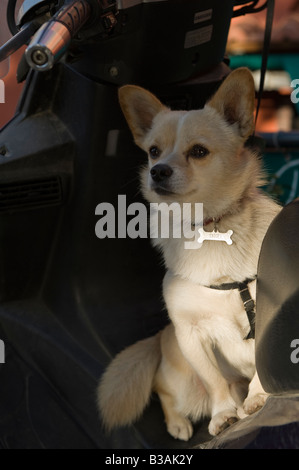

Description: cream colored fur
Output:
[97,69,281,440]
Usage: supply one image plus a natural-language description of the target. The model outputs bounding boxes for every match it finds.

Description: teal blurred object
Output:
[230,54,299,205]
[230,53,299,78]
[230,54,299,113]
[263,152,299,205]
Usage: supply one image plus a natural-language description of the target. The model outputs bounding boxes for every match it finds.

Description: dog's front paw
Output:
[208,410,239,436]
[243,393,268,415]
[167,416,193,441]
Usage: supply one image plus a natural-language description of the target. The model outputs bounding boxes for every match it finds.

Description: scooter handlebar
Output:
[25,0,91,72]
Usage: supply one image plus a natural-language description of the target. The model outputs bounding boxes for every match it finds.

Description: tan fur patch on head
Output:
[118,85,168,146]
[208,68,255,139]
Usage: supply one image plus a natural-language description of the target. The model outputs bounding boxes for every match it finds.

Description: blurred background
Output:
[1,0,299,202]
[1,0,299,129]
[228,0,299,204]
[228,0,299,133]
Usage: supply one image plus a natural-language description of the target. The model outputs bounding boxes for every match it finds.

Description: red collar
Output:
[203,216,221,227]
[192,216,222,228]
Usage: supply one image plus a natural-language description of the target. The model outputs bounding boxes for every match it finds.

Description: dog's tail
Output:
[97,332,162,431]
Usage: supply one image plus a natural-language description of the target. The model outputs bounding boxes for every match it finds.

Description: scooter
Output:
[0,0,299,449]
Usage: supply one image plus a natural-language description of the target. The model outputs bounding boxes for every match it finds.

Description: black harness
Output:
[208,278,256,340]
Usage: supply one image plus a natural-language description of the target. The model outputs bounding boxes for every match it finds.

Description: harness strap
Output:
[209,277,256,340]
[238,281,256,340]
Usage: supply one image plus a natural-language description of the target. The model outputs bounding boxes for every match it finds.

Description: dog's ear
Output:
[208,68,255,140]
[118,85,167,146]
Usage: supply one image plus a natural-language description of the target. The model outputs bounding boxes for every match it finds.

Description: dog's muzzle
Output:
[150,164,174,195]
[150,164,173,182]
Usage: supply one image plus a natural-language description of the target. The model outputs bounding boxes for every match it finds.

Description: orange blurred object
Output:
[0,0,25,129]
[256,99,280,132]
[0,48,25,129]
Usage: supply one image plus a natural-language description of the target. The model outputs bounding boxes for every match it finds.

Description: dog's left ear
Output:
[118,85,167,146]
[208,68,255,140]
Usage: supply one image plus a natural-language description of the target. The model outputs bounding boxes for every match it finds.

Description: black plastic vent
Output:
[0,177,63,214]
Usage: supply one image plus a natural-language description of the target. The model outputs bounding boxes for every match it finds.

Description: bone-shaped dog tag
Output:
[197,227,233,245]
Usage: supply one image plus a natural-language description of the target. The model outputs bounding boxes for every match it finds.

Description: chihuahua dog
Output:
[98,68,281,440]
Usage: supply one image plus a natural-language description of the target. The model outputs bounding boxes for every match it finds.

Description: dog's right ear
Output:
[118,86,167,146]
[207,68,255,140]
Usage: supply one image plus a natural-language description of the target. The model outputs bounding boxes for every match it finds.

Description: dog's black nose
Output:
[150,164,173,183]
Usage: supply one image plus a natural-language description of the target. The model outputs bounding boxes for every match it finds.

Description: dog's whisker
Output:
[119,174,140,191]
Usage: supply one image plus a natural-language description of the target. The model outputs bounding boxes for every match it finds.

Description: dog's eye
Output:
[189,145,209,159]
[149,146,161,159]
